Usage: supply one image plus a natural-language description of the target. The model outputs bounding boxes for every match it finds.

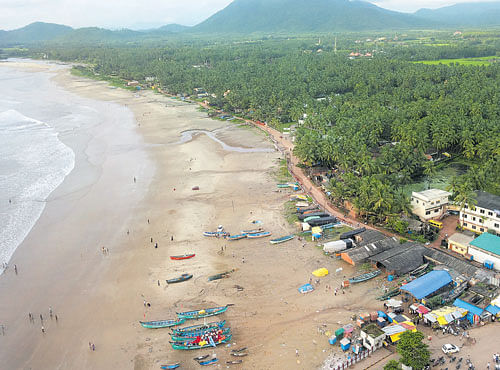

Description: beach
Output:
[0,61,388,370]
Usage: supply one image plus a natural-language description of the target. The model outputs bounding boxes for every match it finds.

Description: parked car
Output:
[442,344,460,354]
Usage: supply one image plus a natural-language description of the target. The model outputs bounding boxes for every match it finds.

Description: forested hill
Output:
[0,22,72,45]
[192,0,432,33]
[415,2,500,27]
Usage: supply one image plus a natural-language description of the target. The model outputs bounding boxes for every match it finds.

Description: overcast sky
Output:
[0,0,498,30]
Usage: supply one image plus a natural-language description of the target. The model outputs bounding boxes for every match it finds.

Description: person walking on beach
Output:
[171,236,173,241]
[41,326,45,334]
[92,343,95,351]
[55,314,58,322]
[49,307,53,319]
[155,242,158,249]
[14,264,17,274]
[1,325,5,335]
[150,237,153,243]
[157,280,160,287]
[40,314,43,322]
[133,177,136,183]
[89,342,92,350]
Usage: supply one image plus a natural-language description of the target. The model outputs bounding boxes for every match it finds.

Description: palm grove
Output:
[35,35,500,226]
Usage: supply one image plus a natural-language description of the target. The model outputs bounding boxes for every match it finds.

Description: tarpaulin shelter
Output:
[400,270,452,300]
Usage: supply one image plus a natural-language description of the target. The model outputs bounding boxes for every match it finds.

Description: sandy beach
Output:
[0,61,392,370]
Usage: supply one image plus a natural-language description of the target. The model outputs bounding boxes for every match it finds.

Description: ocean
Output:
[0,61,140,272]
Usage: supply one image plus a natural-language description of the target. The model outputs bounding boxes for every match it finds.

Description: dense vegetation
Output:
[12,31,500,226]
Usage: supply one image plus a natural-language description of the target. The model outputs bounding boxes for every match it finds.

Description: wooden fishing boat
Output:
[409,263,429,276]
[177,305,230,320]
[246,231,272,239]
[171,327,231,342]
[171,320,226,335]
[277,183,291,188]
[194,355,209,361]
[227,360,243,365]
[231,352,248,357]
[208,270,235,281]
[166,273,193,284]
[377,288,400,301]
[160,363,180,369]
[203,231,227,237]
[270,235,295,244]
[297,206,319,214]
[304,216,321,223]
[170,254,195,261]
[140,318,186,329]
[298,212,329,221]
[349,270,381,284]
[228,234,247,241]
[199,358,219,366]
[170,334,232,350]
[241,228,263,235]
[231,347,247,353]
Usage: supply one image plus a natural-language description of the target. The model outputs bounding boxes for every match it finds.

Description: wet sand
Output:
[0,62,387,370]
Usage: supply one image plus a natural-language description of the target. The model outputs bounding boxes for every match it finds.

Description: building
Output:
[460,191,500,235]
[369,242,427,276]
[447,232,475,256]
[381,322,417,343]
[411,189,451,221]
[360,324,385,350]
[400,270,453,301]
[468,233,500,271]
[453,282,499,324]
[340,235,399,266]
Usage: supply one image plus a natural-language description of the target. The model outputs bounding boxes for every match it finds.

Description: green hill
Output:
[414,2,500,27]
[0,22,72,46]
[191,0,433,33]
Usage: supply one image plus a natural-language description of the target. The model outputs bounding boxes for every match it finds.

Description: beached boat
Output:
[170,254,195,261]
[231,352,248,357]
[231,347,247,353]
[199,358,219,366]
[140,318,186,329]
[208,270,235,281]
[298,212,329,221]
[409,263,429,276]
[349,270,381,284]
[177,305,230,320]
[166,273,193,284]
[270,235,295,244]
[228,234,247,241]
[203,231,227,237]
[377,288,400,301]
[194,355,209,361]
[297,205,319,214]
[308,217,338,227]
[304,216,321,223]
[171,327,231,342]
[170,334,232,350]
[160,363,180,369]
[246,231,272,239]
[227,360,243,365]
[277,183,291,188]
[241,228,263,235]
[172,320,226,335]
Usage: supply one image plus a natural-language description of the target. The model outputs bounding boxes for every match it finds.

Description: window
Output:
[464,205,468,209]
[472,225,476,230]
[480,228,484,232]
[480,209,485,214]
[479,219,483,223]
[489,211,493,216]
[426,211,430,215]
[473,217,476,221]
[435,209,439,213]
[463,223,468,227]
[495,223,499,229]
[464,214,468,219]
[436,200,441,204]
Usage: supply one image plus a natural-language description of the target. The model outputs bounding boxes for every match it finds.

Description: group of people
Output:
[191,329,226,346]
[28,307,58,334]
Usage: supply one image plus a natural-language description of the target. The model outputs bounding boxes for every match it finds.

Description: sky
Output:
[0,0,498,30]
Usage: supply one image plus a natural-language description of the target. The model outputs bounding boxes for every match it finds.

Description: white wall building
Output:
[468,233,500,271]
[411,189,451,221]
[460,191,500,235]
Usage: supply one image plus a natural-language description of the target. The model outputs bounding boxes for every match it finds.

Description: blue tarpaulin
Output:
[485,304,500,315]
[453,298,484,317]
[400,270,452,299]
[298,283,314,294]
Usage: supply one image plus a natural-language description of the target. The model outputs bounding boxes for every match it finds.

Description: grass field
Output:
[414,56,498,66]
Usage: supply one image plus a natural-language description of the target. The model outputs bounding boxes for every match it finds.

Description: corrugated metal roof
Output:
[453,298,484,317]
[346,237,399,263]
[475,191,500,211]
[470,233,500,257]
[370,242,426,275]
[400,270,452,299]
[485,305,500,315]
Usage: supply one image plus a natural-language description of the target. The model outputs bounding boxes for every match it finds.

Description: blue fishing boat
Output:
[170,334,232,350]
[166,273,193,284]
[304,216,321,223]
[270,235,295,244]
[140,318,186,329]
[177,305,230,320]
[170,327,231,342]
[203,231,227,237]
[241,228,263,235]
[246,231,272,239]
[172,320,226,335]
[199,358,219,366]
[160,363,180,369]
[228,234,247,241]
[349,270,381,284]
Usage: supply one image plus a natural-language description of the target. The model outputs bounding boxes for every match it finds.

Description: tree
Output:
[384,359,400,370]
[397,331,430,370]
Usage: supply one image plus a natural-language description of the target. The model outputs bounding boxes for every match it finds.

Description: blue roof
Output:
[485,305,500,315]
[469,233,500,256]
[400,270,452,299]
[453,298,484,317]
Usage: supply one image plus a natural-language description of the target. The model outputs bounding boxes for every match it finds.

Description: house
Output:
[468,233,500,271]
[381,322,416,343]
[454,282,499,324]
[460,191,500,235]
[447,232,475,256]
[400,270,453,301]
[411,189,451,221]
[360,324,385,350]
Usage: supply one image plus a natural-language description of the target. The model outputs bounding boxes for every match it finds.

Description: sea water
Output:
[0,65,76,271]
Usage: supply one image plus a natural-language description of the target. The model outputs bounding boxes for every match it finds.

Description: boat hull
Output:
[167,274,193,284]
[170,254,195,260]
[170,334,232,350]
[270,235,295,244]
[171,327,231,342]
[172,320,226,335]
[247,231,272,238]
[140,318,186,329]
[349,270,381,284]
[177,305,229,320]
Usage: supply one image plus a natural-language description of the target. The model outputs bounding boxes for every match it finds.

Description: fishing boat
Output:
[231,347,247,353]
[304,216,321,223]
[208,270,235,281]
[160,363,180,369]
[166,273,193,284]
[171,327,231,342]
[170,334,232,350]
[377,288,400,301]
[231,352,248,357]
[246,231,272,239]
[177,305,230,320]
[194,355,209,361]
[270,235,295,244]
[199,358,219,366]
[241,228,263,235]
[349,270,381,284]
[409,263,429,276]
[298,212,329,221]
[172,320,226,335]
[170,254,195,261]
[140,318,186,329]
[277,183,291,188]
[297,206,319,214]
[203,231,227,237]
[227,360,243,365]
[228,234,247,241]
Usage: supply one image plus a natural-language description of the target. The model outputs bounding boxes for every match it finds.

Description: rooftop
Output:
[369,242,426,275]
[362,323,384,338]
[412,189,451,202]
[474,191,500,212]
[346,237,399,263]
[469,233,500,257]
[448,232,475,246]
[400,270,452,299]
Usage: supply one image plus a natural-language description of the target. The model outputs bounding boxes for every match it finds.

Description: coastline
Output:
[0,61,385,370]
